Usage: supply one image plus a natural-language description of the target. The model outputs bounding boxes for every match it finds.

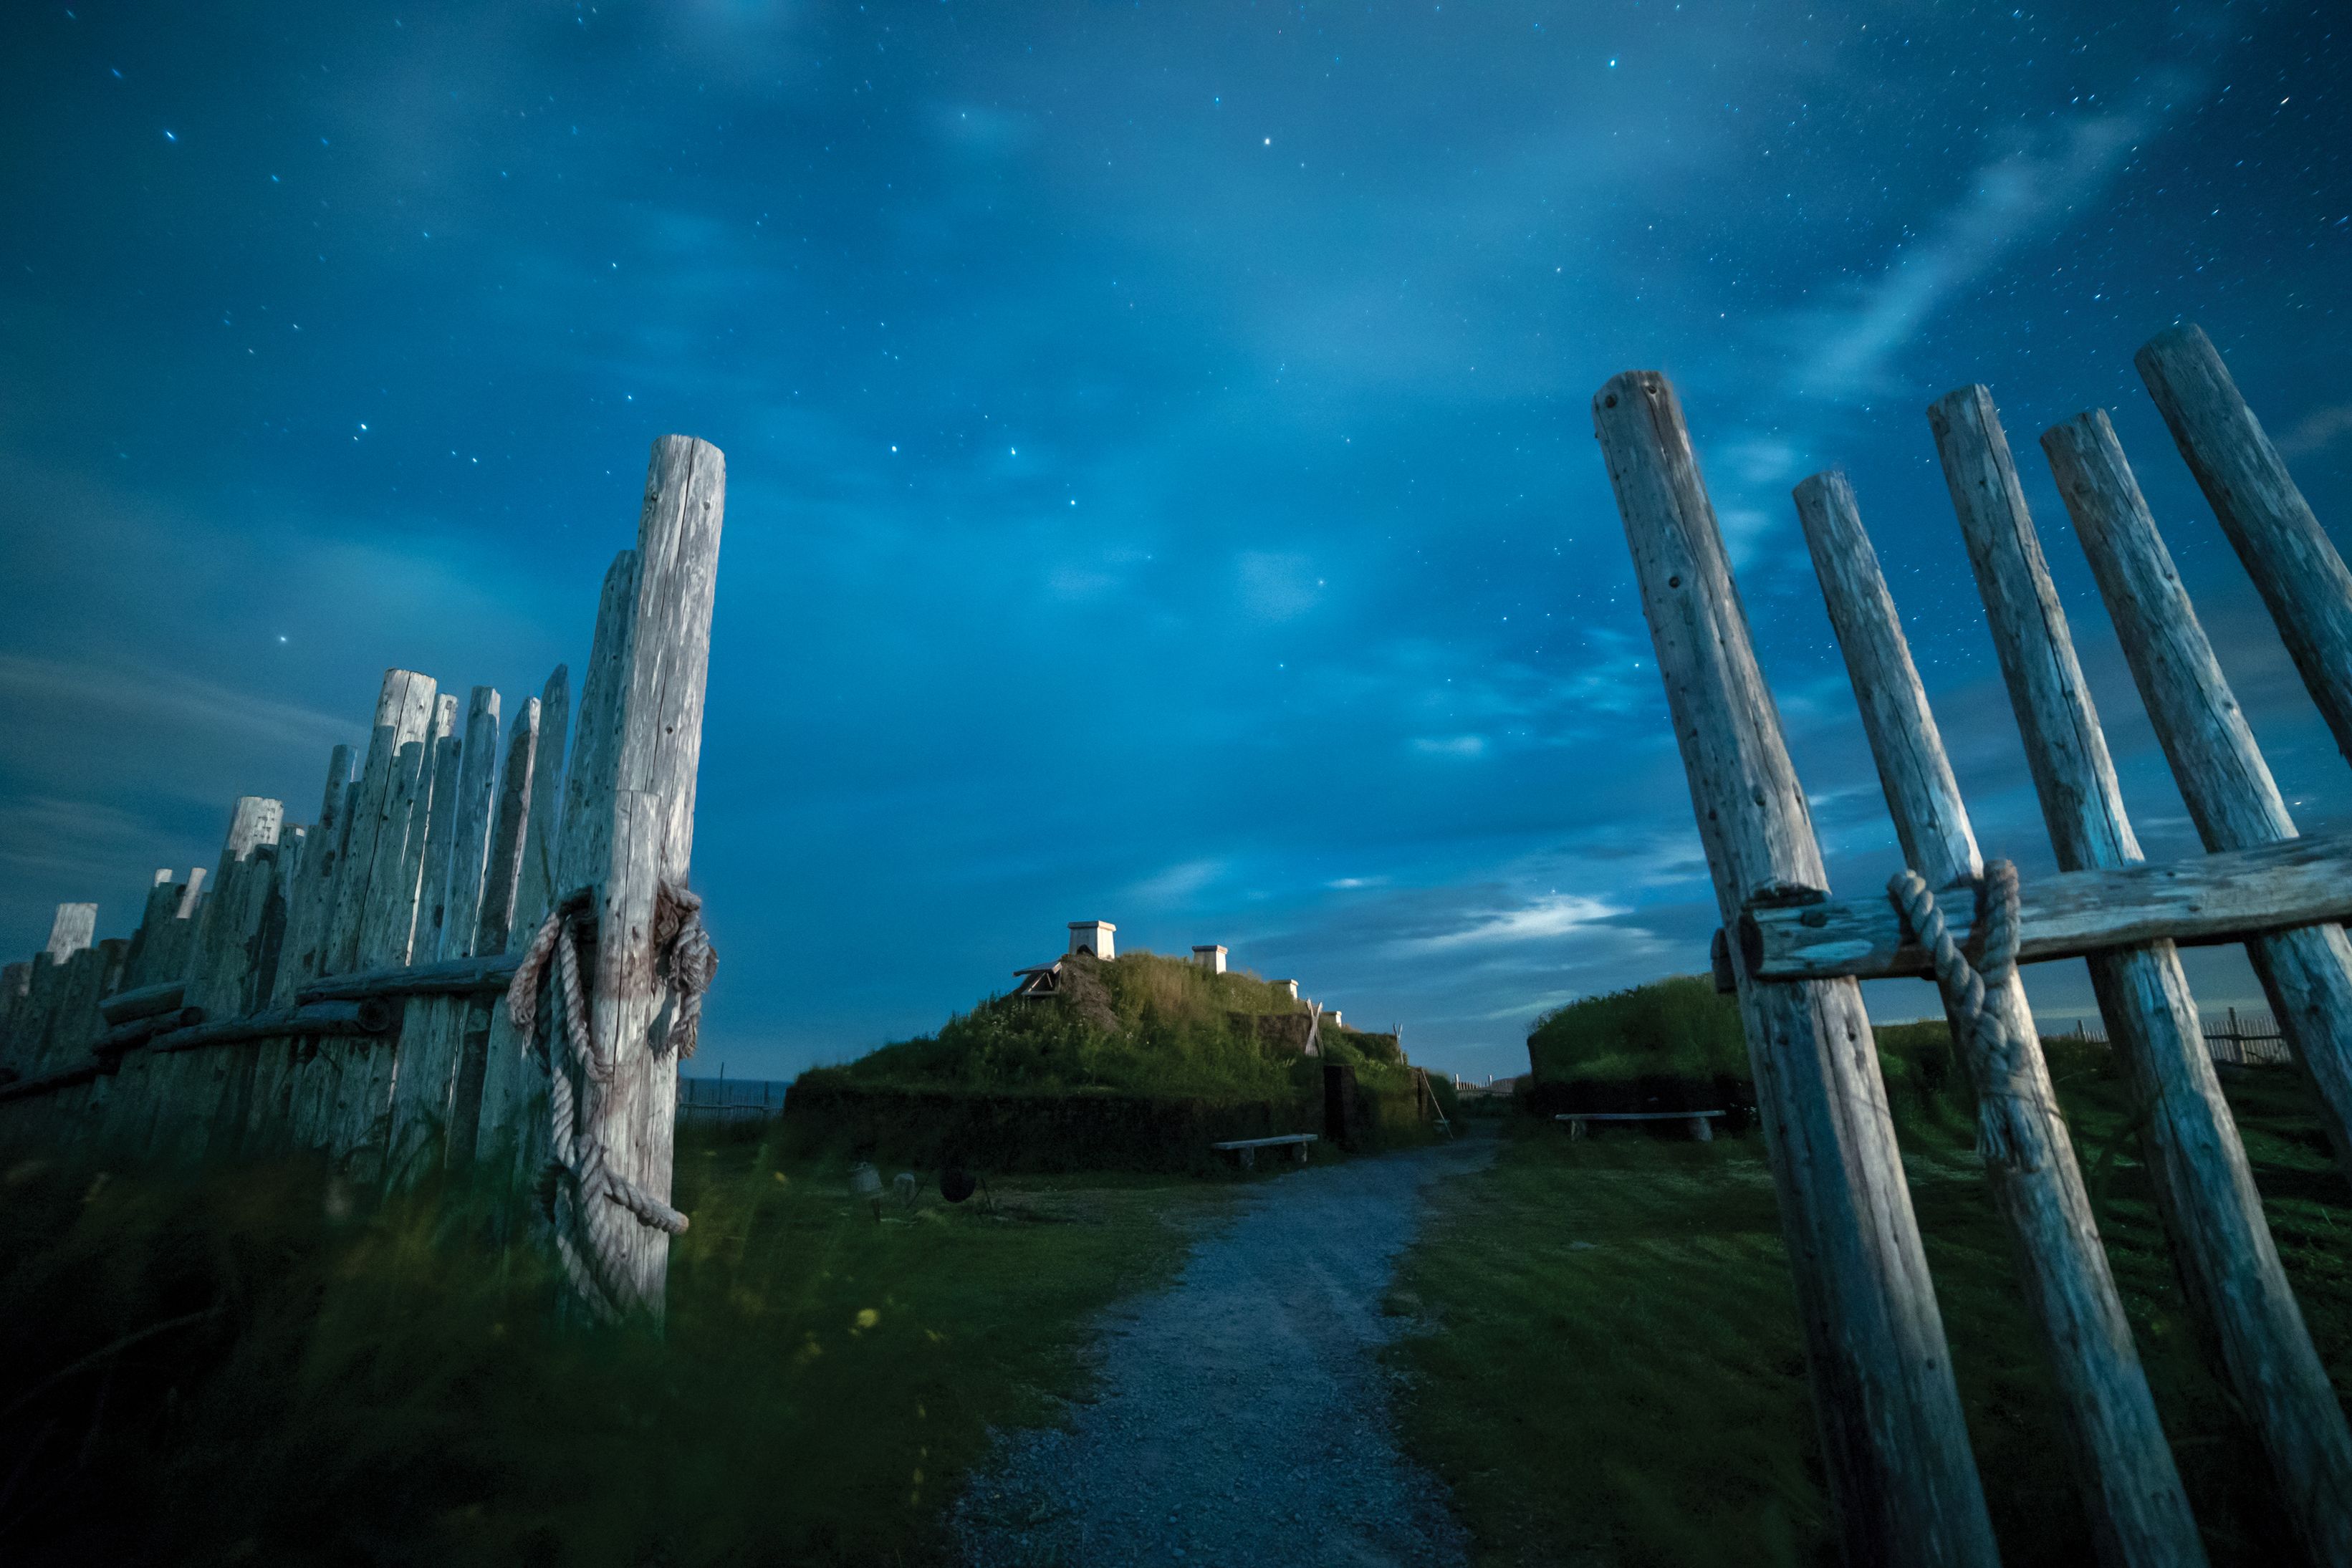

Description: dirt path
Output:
[954,1137,1494,1567]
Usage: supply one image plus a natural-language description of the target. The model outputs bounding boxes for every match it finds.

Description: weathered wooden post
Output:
[448,691,547,1169]
[2044,408,2352,1191]
[491,436,723,1320]
[1931,384,2352,1564]
[2136,324,2352,766]
[1594,372,1998,1568]
[384,688,504,1184]
[45,905,96,962]
[1794,469,2204,1568]
[438,688,505,963]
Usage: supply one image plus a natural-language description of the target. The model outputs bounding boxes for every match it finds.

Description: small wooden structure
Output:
[1211,1132,1317,1168]
[1594,324,2352,1566]
[0,436,726,1324]
[1554,1110,1720,1142]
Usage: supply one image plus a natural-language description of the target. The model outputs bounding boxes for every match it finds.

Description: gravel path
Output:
[953,1137,1494,1568]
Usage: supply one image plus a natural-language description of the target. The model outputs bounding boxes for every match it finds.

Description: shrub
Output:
[1526,976,1747,1087]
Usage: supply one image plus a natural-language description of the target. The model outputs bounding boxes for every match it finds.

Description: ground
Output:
[954,1138,1489,1567]
[1388,1064,2352,1567]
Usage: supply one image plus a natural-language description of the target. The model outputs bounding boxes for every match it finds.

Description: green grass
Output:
[830,947,1412,1102]
[0,1126,1232,1566]
[1525,976,1747,1087]
[1393,1044,2352,1567]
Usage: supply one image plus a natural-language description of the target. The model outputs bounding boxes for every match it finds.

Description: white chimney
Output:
[1192,944,1227,974]
[1328,1009,1343,1028]
[1067,920,1116,959]
[1273,979,1298,1000]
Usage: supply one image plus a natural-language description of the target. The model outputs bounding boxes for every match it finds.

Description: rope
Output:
[1887,860,2050,1173]
[506,878,714,1319]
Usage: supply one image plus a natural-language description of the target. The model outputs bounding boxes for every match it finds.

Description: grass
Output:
[1524,976,1747,1087]
[829,947,1414,1103]
[1392,1036,2352,1567]
[0,1124,1234,1566]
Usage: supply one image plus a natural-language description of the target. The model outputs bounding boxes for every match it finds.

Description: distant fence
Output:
[2052,1006,2294,1069]
[676,1076,789,1125]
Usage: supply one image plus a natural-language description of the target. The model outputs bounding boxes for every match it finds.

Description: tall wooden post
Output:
[1931,385,2352,1565]
[2136,324,2352,766]
[1594,372,1998,1568]
[2045,409,2352,1192]
[438,688,504,963]
[1795,469,2204,1568]
[481,438,721,1318]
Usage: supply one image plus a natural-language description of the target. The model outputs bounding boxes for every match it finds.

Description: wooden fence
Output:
[1595,325,2352,1567]
[2059,1006,2296,1069]
[676,1074,789,1125]
[0,435,726,1324]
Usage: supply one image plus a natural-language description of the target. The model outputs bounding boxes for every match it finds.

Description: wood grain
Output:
[2046,407,2352,1194]
[1746,832,2352,980]
[1933,383,2352,1565]
[2136,324,2352,765]
[1795,466,2202,1567]
[1598,373,1997,1568]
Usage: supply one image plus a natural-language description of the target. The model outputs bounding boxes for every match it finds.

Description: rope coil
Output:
[1887,860,2052,1173]
[506,879,716,1319]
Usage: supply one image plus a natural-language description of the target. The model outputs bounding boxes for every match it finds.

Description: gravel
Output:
[952,1137,1494,1567]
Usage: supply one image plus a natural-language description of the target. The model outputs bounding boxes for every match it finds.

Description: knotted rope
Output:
[1887,860,2050,1173]
[506,879,715,1319]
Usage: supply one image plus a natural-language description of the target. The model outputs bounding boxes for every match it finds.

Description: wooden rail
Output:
[1740,832,2352,981]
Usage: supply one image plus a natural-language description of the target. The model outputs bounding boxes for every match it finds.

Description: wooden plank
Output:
[2136,324,2352,765]
[1793,467,2202,1567]
[248,748,355,1156]
[1596,373,1997,1567]
[46,903,96,961]
[2047,408,2352,1193]
[331,680,441,1177]
[409,693,467,962]
[1932,383,2352,1565]
[87,875,197,1153]
[446,693,542,1171]
[269,746,355,1002]
[0,956,63,1090]
[471,670,570,1175]
[377,692,475,1185]
[556,551,645,914]
[0,942,123,1140]
[0,961,28,1058]
[323,670,436,978]
[476,693,543,960]
[145,797,283,1163]
[362,687,450,971]
[438,687,504,962]
[580,438,725,1317]
[299,953,519,1001]
[1746,832,2352,980]
[98,980,185,1026]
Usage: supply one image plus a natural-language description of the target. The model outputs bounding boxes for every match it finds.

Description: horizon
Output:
[3,2,2347,1086]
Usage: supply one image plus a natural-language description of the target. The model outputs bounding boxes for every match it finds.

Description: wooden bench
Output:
[1555,1110,1726,1143]
[1211,1132,1319,1169]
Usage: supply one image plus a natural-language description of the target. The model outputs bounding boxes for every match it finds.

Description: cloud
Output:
[1789,91,2183,405]
[1412,735,1487,759]
[1128,858,1224,905]
[2277,404,2352,458]
[1401,892,1626,952]
[0,655,353,806]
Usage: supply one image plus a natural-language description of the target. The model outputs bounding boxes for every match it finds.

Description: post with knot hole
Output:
[489,434,726,1325]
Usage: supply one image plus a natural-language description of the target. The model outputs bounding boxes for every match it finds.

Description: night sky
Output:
[2,2,2346,1084]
